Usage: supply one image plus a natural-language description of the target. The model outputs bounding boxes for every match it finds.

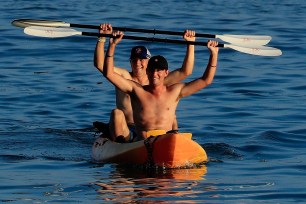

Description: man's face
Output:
[147,68,169,85]
[130,58,149,75]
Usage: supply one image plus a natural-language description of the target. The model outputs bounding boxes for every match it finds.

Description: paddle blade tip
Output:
[24,26,81,38]
[12,19,27,28]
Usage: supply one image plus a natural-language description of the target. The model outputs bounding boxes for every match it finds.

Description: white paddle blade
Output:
[224,44,282,56]
[12,19,69,28]
[24,26,81,38]
[217,35,272,46]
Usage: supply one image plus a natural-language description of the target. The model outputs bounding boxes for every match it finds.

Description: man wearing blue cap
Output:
[94,23,196,142]
[103,30,219,141]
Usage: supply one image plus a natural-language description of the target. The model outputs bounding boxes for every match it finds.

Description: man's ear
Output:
[165,70,169,76]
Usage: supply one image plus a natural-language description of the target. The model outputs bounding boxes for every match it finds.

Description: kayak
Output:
[92,132,207,169]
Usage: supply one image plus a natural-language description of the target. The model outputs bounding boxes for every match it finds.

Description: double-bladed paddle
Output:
[12,19,272,46]
[23,26,282,57]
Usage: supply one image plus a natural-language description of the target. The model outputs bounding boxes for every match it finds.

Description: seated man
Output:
[94,23,196,142]
[102,30,219,141]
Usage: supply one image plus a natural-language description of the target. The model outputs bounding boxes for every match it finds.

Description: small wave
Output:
[260,130,306,148]
[204,143,243,162]
[0,154,36,162]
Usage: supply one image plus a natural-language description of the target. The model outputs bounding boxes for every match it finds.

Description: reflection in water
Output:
[94,165,207,202]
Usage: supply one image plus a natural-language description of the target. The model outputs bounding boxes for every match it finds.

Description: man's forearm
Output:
[94,40,106,71]
[181,44,195,76]
[202,52,218,84]
[103,44,116,77]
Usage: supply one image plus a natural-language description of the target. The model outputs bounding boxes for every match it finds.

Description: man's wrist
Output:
[98,37,106,43]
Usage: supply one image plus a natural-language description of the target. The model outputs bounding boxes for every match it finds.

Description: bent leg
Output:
[109,109,130,142]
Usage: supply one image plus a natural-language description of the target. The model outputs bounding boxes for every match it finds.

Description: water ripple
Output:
[1,0,306,203]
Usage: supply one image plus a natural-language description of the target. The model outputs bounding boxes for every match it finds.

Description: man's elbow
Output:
[202,78,214,87]
[206,78,214,86]
[94,60,103,69]
[180,68,193,78]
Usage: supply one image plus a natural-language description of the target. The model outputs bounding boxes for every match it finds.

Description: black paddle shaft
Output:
[82,31,224,47]
[71,23,216,38]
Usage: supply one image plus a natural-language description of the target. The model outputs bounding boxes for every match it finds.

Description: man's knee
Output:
[110,109,125,120]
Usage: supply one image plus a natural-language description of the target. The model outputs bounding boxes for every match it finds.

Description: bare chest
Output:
[135,90,178,114]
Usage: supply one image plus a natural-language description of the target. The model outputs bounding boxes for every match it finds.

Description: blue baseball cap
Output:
[130,46,151,59]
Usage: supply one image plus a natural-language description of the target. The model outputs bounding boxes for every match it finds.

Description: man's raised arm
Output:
[94,23,131,78]
[103,31,134,94]
[165,30,195,85]
[179,40,219,98]
[94,23,112,73]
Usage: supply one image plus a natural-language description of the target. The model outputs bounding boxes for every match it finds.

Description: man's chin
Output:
[152,79,160,85]
[134,67,144,72]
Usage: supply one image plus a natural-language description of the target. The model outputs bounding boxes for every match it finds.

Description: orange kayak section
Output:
[92,133,207,169]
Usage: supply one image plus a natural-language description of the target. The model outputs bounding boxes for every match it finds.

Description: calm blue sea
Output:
[1,0,305,203]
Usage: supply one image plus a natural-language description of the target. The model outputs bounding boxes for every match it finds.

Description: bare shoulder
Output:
[114,66,132,80]
[167,82,185,90]
[166,82,185,94]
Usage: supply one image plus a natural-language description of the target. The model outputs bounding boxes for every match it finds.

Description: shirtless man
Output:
[94,23,196,142]
[103,31,219,141]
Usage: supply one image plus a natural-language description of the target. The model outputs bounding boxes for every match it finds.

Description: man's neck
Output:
[149,83,167,95]
[131,72,149,85]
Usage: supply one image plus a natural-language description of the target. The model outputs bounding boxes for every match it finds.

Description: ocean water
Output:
[1,0,306,203]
